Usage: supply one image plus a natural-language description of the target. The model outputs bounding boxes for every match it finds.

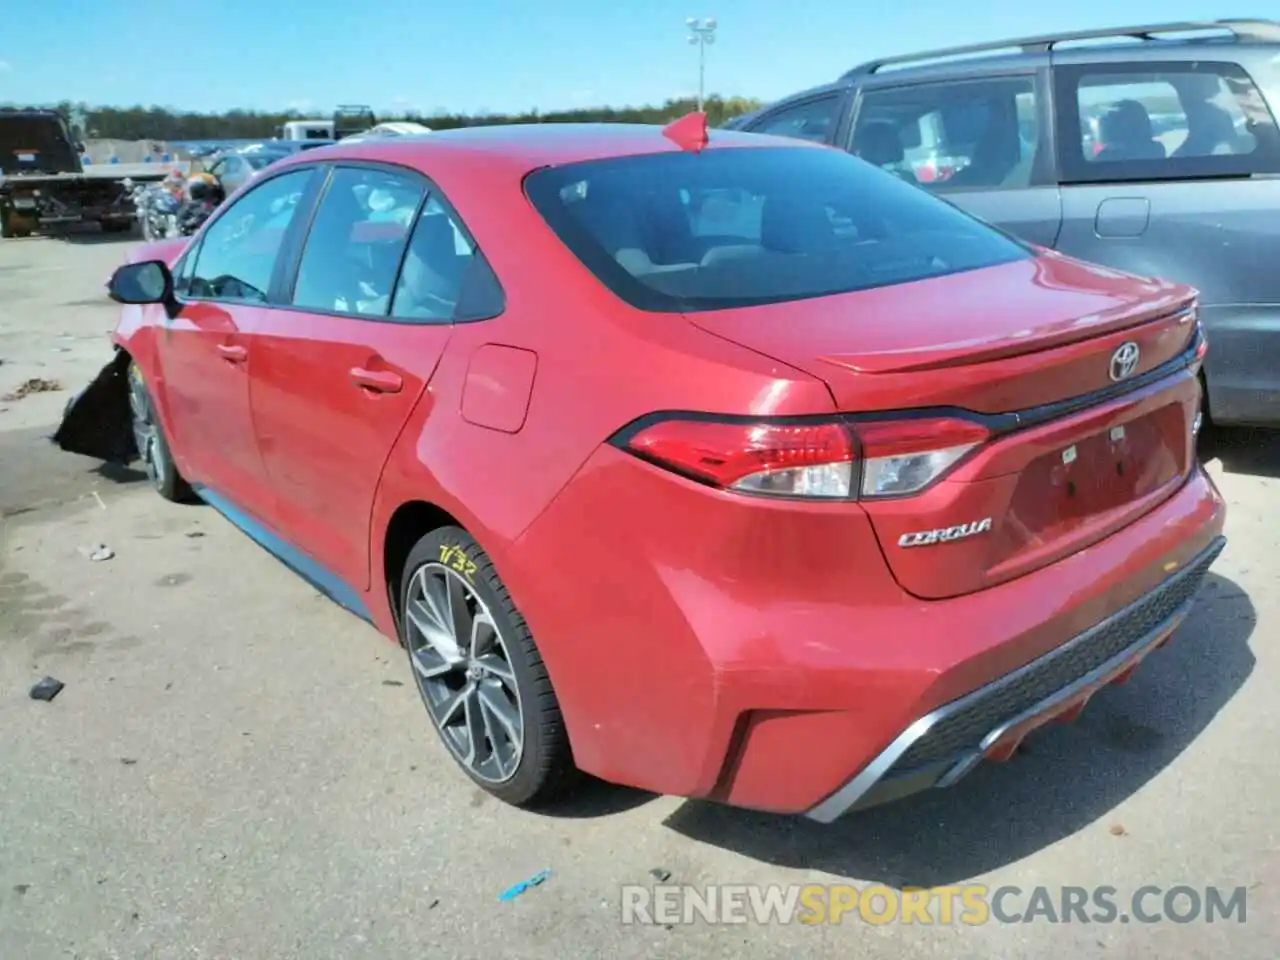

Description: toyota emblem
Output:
[1109,341,1141,382]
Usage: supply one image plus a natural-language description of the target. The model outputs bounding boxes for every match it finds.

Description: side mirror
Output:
[108,260,173,305]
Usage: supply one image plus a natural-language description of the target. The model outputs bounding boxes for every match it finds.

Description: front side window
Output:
[290,166,425,316]
[850,76,1042,191]
[186,168,313,303]
[524,145,1030,313]
[749,96,843,143]
[1056,60,1280,182]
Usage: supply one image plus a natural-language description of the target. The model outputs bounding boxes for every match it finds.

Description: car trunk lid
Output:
[689,253,1203,598]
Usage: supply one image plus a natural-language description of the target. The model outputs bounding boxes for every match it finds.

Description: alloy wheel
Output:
[405,562,524,783]
[127,371,163,488]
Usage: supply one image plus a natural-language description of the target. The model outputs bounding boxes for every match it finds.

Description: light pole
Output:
[686,17,717,112]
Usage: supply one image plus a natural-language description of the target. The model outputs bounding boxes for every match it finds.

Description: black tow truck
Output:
[0,107,167,238]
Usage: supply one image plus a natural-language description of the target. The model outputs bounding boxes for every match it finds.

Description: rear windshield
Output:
[524,145,1030,312]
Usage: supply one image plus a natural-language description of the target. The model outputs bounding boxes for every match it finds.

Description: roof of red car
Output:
[281,122,822,174]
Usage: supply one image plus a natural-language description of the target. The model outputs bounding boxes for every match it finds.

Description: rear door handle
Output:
[217,344,248,363]
[349,367,403,393]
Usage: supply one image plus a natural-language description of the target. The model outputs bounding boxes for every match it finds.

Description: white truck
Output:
[276,119,336,141]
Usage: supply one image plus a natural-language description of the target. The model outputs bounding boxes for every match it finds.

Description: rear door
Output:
[845,66,1064,248]
[1052,55,1280,424]
[248,162,504,592]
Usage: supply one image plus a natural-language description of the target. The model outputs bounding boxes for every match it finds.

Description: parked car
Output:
[56,117,1225,820]
[203,142,333,196]
[200,148,278,196]
[729,18,1280,427]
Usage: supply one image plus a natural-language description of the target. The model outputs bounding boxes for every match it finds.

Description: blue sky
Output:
[0,1,1259,115]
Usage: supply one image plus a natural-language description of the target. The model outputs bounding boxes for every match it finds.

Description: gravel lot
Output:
[1,231,1277,959]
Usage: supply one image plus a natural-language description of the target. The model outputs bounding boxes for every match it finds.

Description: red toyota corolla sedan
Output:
[57,115,1225,821]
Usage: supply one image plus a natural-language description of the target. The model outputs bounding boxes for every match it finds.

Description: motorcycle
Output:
[175,197,217,236]
[126,178,181,241]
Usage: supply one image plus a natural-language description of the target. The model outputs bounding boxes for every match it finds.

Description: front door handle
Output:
[349,367,403,394]
[217,344,248,363]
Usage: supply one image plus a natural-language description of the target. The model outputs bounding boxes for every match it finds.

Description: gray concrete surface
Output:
[1,233,1277,959]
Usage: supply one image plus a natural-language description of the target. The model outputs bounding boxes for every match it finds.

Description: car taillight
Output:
[617,415,989,500]
[625,419,855,498]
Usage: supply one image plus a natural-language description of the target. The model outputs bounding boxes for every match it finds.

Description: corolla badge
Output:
[898,517,993,548]
[1109,341,1141,382]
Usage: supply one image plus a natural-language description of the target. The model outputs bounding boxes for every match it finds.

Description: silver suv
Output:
[730,19,1280,426]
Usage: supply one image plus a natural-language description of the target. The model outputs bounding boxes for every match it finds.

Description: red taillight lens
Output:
[626,419,856,498]
[619,415,989,500]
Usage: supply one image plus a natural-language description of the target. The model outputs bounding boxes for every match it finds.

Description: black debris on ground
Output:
[29,676,65,702]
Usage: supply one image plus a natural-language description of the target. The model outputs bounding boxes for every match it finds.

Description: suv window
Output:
[388,194,504,323]
[850,76,1042,191]
[749,96,842,143]
[523,145,1030,313]
[290,166,425,316]
[1056,60,1280,182]
[186,169,313,303]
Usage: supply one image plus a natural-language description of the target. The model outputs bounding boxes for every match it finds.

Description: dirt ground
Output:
[1,230,1278,959]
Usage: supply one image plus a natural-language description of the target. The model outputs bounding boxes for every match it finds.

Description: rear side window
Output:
[523,146,1030,312]
[1055,60,1280,182]
[389,195,506,323]
[850,76,1043,191]
[290,166,425,316]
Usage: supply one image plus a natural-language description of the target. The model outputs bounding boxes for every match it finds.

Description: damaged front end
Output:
[51,347,138,463]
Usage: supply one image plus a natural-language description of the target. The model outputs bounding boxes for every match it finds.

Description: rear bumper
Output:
[806,533,1224,822]
[507,452,1227,816]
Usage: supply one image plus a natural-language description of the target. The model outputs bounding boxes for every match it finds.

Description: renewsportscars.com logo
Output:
[621,883,1249,926]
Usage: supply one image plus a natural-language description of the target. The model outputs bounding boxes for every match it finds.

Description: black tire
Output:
[399,526,578,807]
[102,220,135,235]
[2,212,32,239]
[127,361,194,503]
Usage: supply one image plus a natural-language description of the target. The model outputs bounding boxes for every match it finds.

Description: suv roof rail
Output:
[840,18,1280,78]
